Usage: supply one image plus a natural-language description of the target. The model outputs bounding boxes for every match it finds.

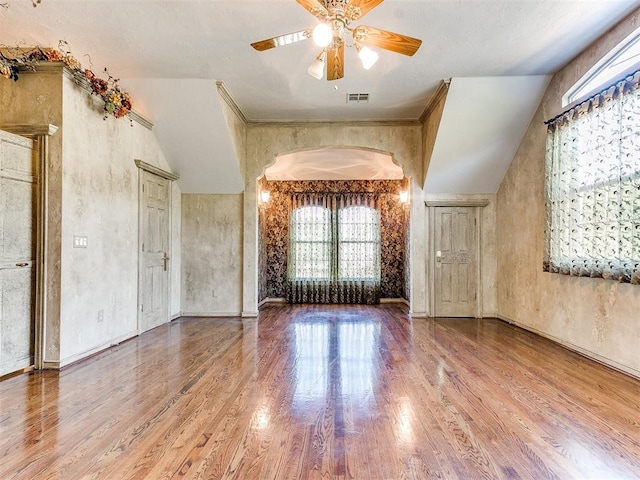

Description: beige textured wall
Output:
[59,74,179,364]
[243,122,426,316]
[1,65,181,367]
[496,10,640,377]
[181,194,243,315]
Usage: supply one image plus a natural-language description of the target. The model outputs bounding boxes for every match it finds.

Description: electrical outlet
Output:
[97,310,104,323]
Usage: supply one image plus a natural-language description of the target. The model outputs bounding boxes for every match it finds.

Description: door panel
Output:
[139,170,170,333]
[434,206,477,317]
[0,131,36,376]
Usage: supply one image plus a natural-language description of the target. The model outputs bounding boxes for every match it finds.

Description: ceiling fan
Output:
[251,0,422,81]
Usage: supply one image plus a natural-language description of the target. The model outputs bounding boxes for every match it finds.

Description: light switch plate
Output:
[73,235,88,248]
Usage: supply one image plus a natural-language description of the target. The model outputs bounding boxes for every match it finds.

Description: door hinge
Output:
[141,304,144,312]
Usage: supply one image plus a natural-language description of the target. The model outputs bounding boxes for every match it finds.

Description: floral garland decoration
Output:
[1,1,45,8]
[0,41,133,120]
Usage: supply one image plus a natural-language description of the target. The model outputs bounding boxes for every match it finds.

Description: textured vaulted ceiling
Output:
[1,1,639,192]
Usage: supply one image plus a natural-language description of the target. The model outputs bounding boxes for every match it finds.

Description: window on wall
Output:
[545,48,640,283]
[564,27,640,107]
[290,206,331,280]
[289,204,381,282]
[338,206,380,280]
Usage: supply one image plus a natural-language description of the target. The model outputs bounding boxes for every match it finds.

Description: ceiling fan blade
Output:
[296,0,328,18]
[353,25,422,56]
[347,0,385,19]
[251,29,312,51]
[327,42,344,81]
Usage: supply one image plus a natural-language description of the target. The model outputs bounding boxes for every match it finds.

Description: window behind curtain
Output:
[544,70,640,283]
[288,194,381,303]
[338,206,380,280]
[290,205,331,280]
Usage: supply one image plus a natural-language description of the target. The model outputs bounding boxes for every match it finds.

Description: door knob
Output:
[15,262,29,267]
[162,252,170,271]
[436,251,442,263]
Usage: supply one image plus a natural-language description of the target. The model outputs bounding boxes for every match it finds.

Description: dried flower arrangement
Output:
[0,41,133,120]
[0,1,44,8]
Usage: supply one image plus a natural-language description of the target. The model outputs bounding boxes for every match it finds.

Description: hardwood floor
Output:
[1,304,639,479]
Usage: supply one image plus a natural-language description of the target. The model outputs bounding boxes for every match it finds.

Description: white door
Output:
[139,170,170,333]
[0,130,36,376]
[434,206,478,317]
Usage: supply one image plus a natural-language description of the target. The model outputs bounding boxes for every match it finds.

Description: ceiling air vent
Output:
[347,93,369,104]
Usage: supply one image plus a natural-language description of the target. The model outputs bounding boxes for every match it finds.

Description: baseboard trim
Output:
[0,365,34,380]
[242,311,259,318]
[182,311,242,318]
[58,330,139,369]
[170,312,182,321]
[258,297,287,308]
[380,298,410,306]
[410,311,428,318]
[497,314,640,381]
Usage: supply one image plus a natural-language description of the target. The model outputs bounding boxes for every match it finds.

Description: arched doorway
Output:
[256,146,411,307]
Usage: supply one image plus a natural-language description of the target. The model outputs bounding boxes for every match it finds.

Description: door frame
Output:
[0,124,58,371]
[425,199,489,318]
[135,159,178,334]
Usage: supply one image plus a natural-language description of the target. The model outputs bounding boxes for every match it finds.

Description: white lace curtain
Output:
[544,70,640,283]
[287,193,381,303]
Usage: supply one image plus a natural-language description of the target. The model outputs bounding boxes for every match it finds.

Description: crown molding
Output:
[216,81,249,126]
[419,79,450,124]
[247,119,421,127]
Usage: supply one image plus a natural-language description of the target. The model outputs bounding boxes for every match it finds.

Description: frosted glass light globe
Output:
[358,46,379,70]
[313,23,333,48]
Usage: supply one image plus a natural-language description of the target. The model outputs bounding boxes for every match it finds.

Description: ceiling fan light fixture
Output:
[250,1,422,81]
[308,53,325,80]
[358,45,379,70]
[312,23,333,48]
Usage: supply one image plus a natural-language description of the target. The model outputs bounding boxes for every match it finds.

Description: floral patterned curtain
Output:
[288,193,381,303]
[544,70,640,283]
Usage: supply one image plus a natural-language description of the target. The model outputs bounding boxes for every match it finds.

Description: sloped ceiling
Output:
[120,79,244,194]
[424,76,551,194]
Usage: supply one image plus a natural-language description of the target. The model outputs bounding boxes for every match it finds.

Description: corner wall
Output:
[496,10,640,377]
[181,194,243,316]
[0,64,181,367]
[59,73,180,365]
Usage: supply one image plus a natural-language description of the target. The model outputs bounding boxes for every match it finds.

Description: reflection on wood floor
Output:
[1,304,639,479]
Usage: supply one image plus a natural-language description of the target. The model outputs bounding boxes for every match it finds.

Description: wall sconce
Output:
[259,190,270,205]
[399,190,409,205]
